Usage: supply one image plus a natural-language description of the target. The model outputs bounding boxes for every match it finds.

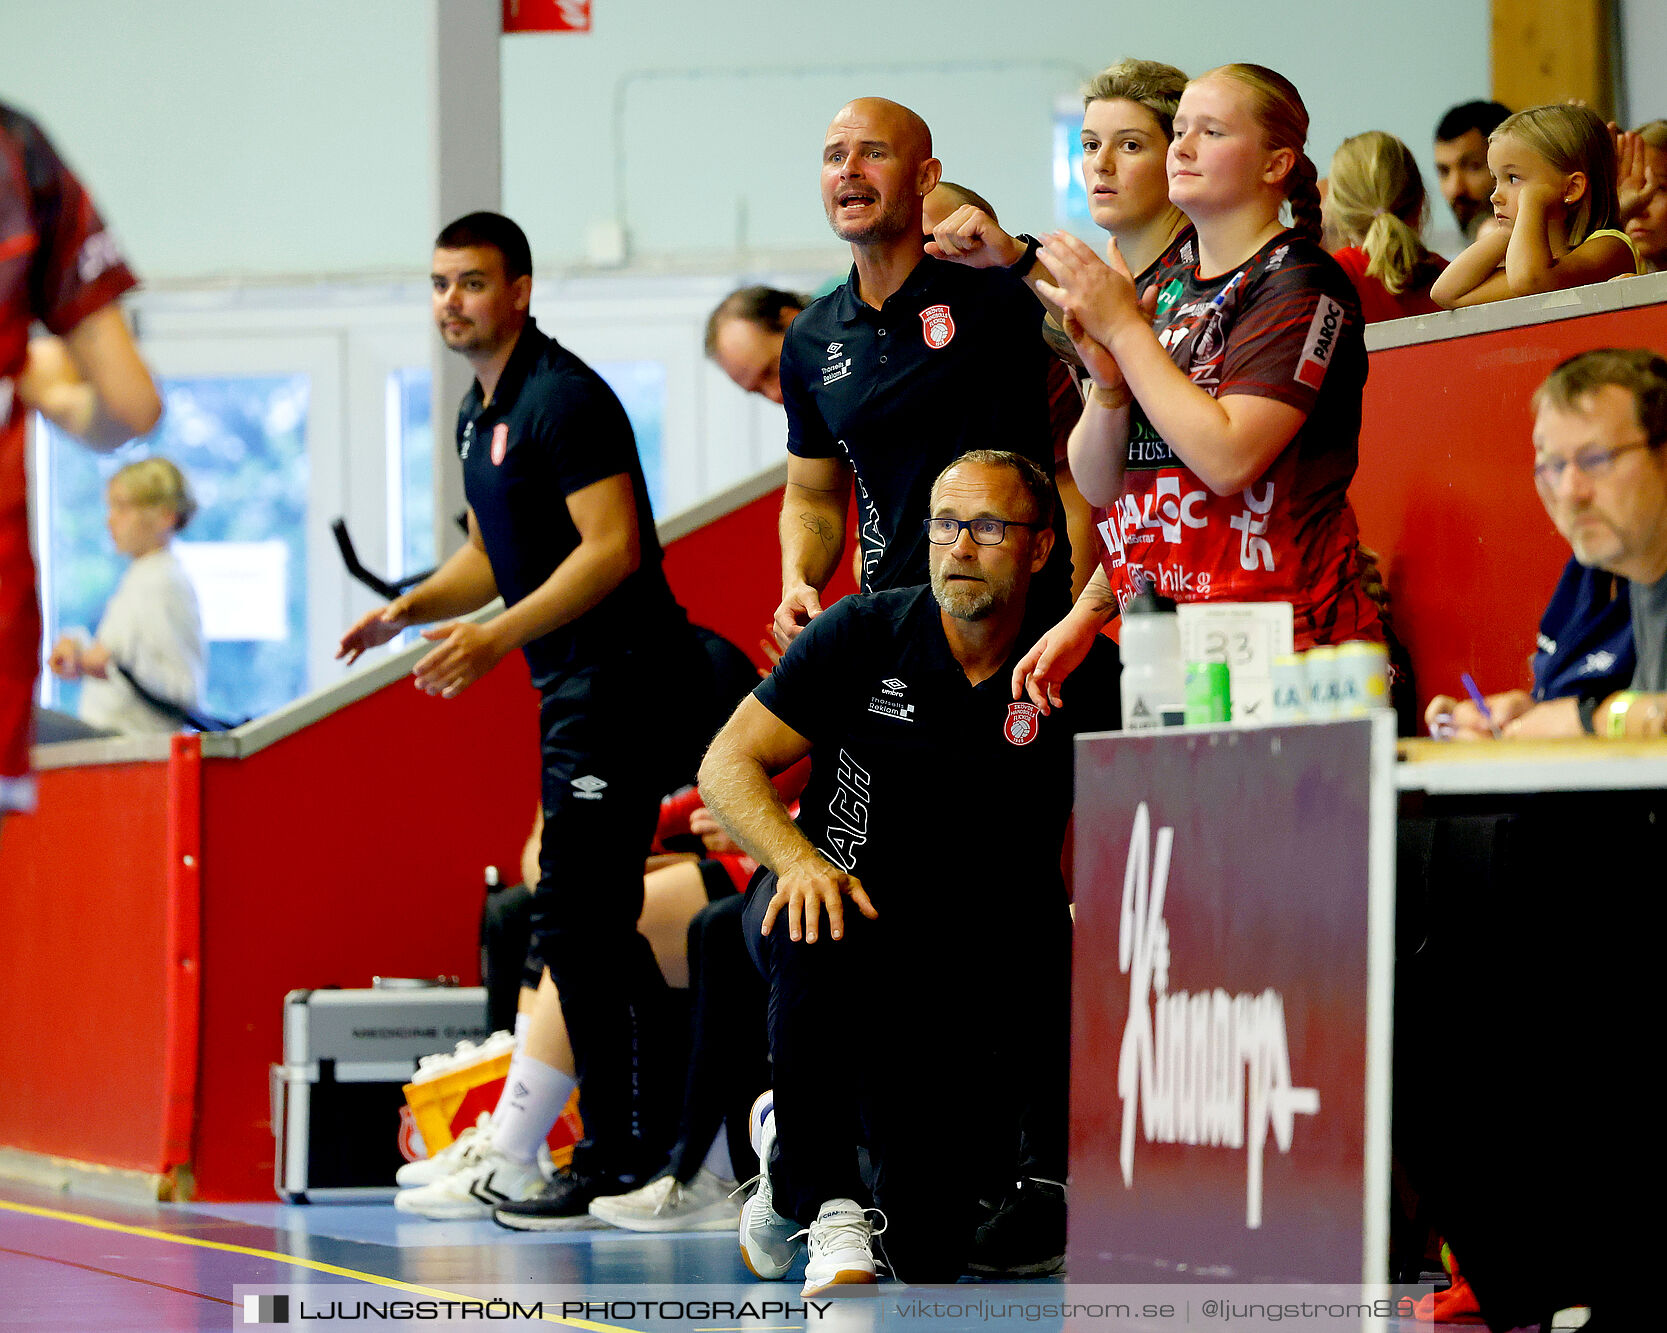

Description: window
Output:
[1054,98,1091,225]
[594,360,667,515]
[387,366,435,580]
[37,373,312,722]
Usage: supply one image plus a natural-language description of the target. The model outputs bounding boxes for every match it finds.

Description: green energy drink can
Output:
[1184,660,1231,724]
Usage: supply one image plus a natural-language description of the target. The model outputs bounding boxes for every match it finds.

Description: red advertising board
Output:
[502,0,590,32]
[1070,718,1396,1285]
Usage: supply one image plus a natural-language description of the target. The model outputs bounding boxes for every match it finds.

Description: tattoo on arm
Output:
[1041,317,1084,367]
[1081,571,1119,615]
[798,512,837,549]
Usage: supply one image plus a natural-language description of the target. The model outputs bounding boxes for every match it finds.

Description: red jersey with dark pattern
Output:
[1,104,138,688]
[1094,229,1381,649]
[1051,225,1197,463]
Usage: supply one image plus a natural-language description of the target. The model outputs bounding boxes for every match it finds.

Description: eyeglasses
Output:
[924,516,1041,546]
[1533,440,1655,488]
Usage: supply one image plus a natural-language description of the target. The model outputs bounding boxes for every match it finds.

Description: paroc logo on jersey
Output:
[920,303,956,349]
[1294,295,1344,389]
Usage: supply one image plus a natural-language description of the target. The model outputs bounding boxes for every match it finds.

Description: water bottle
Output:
[1120,592,1185,730]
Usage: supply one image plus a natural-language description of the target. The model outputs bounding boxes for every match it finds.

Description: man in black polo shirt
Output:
[338,212,701,1225]
[773,98,1069,648]
[701,450,1119,1292]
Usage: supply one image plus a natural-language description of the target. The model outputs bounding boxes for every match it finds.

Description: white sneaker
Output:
[588,1167,742,1232]
[801,1198,886,1297]
[396,1113,491,1188]
[392,1135,542,1220]
[397,1119,555,1189]
[738,1092,802,1279]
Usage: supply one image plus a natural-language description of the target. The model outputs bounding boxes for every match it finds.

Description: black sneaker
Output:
[492,1165,638,1232]
[964,1177,1066,1277]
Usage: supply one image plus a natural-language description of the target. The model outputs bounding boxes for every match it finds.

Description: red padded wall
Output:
[662,486,860,669]
[0,761,174,1170]
[1351,302,1667,716]
[189,658,538,1200]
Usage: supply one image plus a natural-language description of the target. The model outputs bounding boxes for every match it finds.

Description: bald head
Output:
[822,98,942,246]
[833,98,933,162]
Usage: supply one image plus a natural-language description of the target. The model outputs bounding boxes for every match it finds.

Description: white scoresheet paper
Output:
[1176,601,1294,725]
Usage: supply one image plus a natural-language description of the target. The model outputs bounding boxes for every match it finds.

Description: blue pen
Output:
[1460,672,1502,739]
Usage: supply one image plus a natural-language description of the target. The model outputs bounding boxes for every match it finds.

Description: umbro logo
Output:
[513,1082,530,1099]
[882,678,905,690]
[880,678,907,698]
[571,775,608,799]
[827,341,844,358]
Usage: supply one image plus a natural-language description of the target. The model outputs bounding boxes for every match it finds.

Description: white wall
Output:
[0,0,432,281]
[505,0,1490,268]
[1621,0,1667,128]
[1,0,1489,282]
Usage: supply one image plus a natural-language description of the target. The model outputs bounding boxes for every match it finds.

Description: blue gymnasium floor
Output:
[0,1179,1504,1333]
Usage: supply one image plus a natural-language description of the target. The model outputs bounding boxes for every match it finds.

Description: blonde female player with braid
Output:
[1013,63,1383,710]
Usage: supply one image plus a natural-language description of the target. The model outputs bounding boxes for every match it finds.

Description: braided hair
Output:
[1201,63,1321,242]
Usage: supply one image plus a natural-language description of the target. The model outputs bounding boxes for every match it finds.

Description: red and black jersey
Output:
[1,103,138,717]
[1,103,137,388]
[1094,230,1381,649]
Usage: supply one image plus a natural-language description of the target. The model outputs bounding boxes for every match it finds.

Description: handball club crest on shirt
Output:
[920,303,956,349]
[1005,701,1041,746]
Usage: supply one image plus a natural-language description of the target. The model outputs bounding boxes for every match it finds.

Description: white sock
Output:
[490,1011,540,1133]
[491,1053,575,1164]
[700,1129,733,1182]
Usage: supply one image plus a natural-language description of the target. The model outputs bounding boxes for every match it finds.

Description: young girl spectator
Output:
[49,457,204,734]
[1622,119,1667,272]
[1324,130,1448,320]
[1014,63,1382,708]
[1431,103,1641,308]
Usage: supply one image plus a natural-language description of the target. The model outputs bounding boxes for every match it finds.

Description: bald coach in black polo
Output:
[771,97,1069,651]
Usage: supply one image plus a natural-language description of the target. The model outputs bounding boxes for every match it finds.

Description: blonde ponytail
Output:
[1326,132,1438,294]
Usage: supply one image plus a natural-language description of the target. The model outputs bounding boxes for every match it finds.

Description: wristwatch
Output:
[1007,233,1042,273]
[1604,691,1640,738]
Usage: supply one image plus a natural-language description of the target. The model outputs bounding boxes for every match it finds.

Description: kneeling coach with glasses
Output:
[699,449,1120,1291]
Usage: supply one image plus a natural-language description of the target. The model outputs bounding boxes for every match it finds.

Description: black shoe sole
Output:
[491,1208,609,1232]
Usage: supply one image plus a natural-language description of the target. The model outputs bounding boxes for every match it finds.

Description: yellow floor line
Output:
[0,1198,634,1331]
